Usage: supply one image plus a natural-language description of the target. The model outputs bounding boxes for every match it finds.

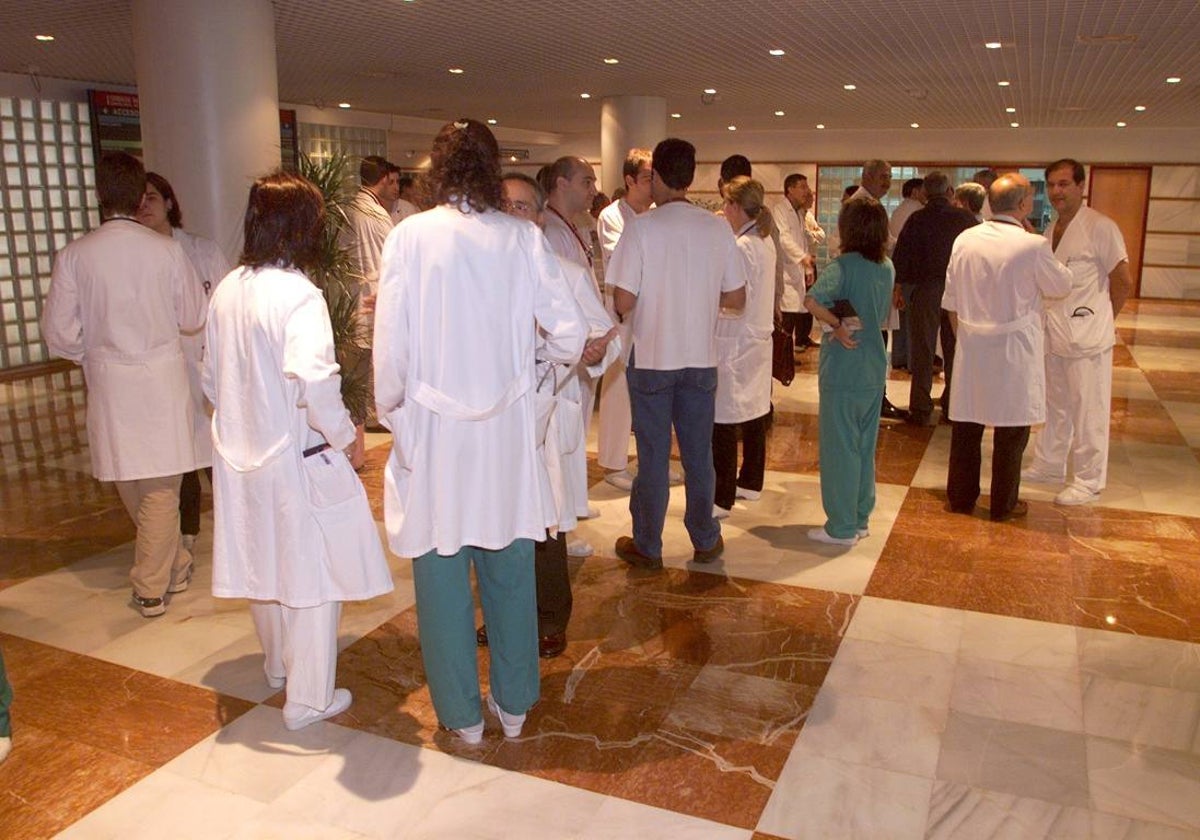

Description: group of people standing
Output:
[31,129,1128,750]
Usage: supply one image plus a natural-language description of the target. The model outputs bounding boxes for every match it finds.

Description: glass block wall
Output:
[0,98,98,370]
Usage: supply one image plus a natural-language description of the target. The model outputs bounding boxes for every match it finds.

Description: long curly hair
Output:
[428,118,502,213]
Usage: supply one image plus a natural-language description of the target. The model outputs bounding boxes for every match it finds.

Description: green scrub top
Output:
[809,252,894,393]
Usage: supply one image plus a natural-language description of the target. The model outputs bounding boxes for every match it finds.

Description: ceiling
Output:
[3,0,1199,135]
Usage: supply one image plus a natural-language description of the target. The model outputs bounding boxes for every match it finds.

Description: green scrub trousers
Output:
[0,646,11,738]
[818,386,884,539]
[413,539,539,730]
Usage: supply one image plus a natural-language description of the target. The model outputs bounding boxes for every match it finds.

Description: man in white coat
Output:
[390,174,420,225]
[1022,158,1132,506]
[596,148,653,490]
[42,151,205,617]
[487,172,618,658]
[772,173,824,355]
[541,156,604,557]
[942,174,1072,521]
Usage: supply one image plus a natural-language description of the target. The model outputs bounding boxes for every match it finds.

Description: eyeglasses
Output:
[502,199,535,213]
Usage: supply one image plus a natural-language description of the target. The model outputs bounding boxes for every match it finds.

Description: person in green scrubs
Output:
[804,197,895,545]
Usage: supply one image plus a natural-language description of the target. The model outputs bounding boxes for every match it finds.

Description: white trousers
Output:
[114,473,188,599]
[250,600,341,712]
[1030,348,1113,493]
[597,356,632,471]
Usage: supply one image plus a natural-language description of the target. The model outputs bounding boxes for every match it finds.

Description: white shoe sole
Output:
[1054,489,1100,506]
[452,721,485,744]
[713,505,731,519]
[283,688,352,731]
[566,540,594,558]
[604,471,634,491]
[807,527,858,546]
[735,487,761,501]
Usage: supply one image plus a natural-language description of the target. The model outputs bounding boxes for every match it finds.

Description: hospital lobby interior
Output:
[3,2,1200,839]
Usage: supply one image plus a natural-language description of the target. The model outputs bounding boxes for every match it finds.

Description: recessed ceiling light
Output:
[337,102,351,109]
[580,92,591,99]
[35,34,55,42]
[486,118,497,125]
[816,123,825,129]
[1005,107,1016,113]
[998,80,1011,87]
[774,110,785,116]
[769,48,786,56]
[448,67,464,74]
[1166,76,1182,83]
[603,57,619,64]
[985,41,1002,49]
[843,84,857,90]
[703,88,717,95]
[1010,122,1020,128]
[1134,105,1147,111]
[510,155,518,162]
[670,112,682,119]
[910,123,920,128]
[1116,121,1127,127]
[727,125,737,131]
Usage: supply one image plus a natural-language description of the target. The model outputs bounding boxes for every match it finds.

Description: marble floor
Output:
[2,300,1200,839]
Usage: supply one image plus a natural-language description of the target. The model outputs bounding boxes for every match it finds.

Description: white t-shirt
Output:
[607,200,747,370]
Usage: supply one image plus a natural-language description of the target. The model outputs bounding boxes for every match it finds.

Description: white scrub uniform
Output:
[595,199,638,472]
[715,221,775,424]
[1030,206,1128,494]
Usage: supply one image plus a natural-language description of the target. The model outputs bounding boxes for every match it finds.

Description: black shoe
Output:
[692,534,725,564]
[880,399,909,421]
[615,536,663,570]
[539,633,567,658]
[476,625,489,646]
[990,500,1029,522]
[905,412,935,427]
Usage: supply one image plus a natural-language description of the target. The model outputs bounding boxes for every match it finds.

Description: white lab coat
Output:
[1043,206,1127,359]
[373,205,587,558]
[173,228,230,467]
[540,255,619,532]
[716,223,776,424]
[42,218,206,481]
[203,265,391,607]
[390,197,420,226]
[942,217,1072,426]
[771,201,810,313]
[339,188,393,331]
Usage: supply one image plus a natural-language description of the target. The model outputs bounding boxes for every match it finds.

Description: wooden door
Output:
[1088,167,1151,298]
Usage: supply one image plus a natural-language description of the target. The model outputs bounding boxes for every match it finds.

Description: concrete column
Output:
[132,0,280,262]
[600,96,667,197]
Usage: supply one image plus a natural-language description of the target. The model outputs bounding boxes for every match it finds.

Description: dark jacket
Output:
[892,197,978,287]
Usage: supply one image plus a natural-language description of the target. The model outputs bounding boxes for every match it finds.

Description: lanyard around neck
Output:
[547,205,593,267]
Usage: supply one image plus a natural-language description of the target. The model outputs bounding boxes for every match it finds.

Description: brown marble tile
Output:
[766,409,933,484]
[359,440,392,522]
[1111,343,1138,368]
[0,721,156,840]
[1117,326,1200,349]
[1109,397,1188,445]
[1123,299,1200,318]
[1144,370,1200,403]
[3,633,256,766]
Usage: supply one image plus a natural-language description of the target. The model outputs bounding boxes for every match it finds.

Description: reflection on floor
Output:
[2,300,1200,839]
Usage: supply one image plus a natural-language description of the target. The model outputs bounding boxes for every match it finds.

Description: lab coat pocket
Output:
[555,398,584,456]
[301,447,362,509]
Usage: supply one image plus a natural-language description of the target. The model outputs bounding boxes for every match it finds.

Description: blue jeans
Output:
[626,357,721,557]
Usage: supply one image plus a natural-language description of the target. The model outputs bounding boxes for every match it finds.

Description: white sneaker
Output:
[566,539,594,558]
[856,527,870,538]
[604,470,634,491]
[668,467,684,485]
[735,486,761,501]
[487,693,527,738]
[283,688,352,731]
[452,720,485,745]
[583,505,600,519]
[0,735,10,764]
[713,504,731,519]
[265,669,286,690]
[181,534,196,552]
[1055,485,1100,506]
[1021,466,1062,484]
[807,527,858,546]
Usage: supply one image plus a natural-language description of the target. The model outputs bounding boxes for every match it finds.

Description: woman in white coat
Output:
[138,171,230,567]
[374,119,587,743]
[204,172,392,731]
[713,177,776,516]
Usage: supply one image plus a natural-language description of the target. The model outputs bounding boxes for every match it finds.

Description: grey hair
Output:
[501,171,546,212]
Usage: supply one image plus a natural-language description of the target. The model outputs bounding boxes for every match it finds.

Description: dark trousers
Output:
[781,310,814,348]
[534,531,571,637]
[907,284,945,418]
[939,309,955,412]
[947,422,1030,519]
[712,412,769,510]
[179,467,213,536]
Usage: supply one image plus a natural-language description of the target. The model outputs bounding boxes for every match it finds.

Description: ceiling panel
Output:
[2,0,1198,134]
